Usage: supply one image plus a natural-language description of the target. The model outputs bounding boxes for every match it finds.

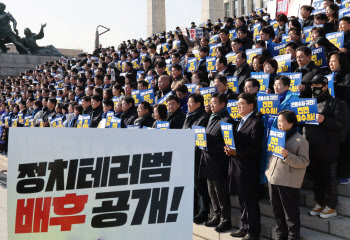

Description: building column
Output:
[201,0,225,23]
[147,0,166,36]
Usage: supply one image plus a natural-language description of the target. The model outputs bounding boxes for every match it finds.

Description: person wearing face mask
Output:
[266,110,309,240]
[304,75,347,219]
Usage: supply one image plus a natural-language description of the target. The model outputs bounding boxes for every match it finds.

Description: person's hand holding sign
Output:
[316,114,325,123]
[281,148,289,158]
[340,48,348,53]
[224,144,236,156]
[297,84,305,92]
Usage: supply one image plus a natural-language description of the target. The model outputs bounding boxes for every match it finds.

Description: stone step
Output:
[229,208,347,240]
[231,198,350,239]
[302,177,350,198]
[299,189,350,218]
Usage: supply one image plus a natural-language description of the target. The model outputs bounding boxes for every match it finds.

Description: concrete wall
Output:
[0,54,60,78]
[147,0,166,36]
[202,0,225,23]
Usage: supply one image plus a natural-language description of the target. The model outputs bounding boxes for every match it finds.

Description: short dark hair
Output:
[340,16,350,24]
[216,55,228,66]
[278,110,298,127]
[91,94,103,102]
[175,84,188,94]
[166,95,180,103]
[219,29,229,35]
[172,64,182,71]
[264,59,278,73]
[285,42,298,50]
[122,96,135,107]
[301,5,315,13]
[103,99,114,108]
[296,46,312,56]
[214,75,228,85]
[288,27,301,36]
[276,13,288,24]
[238,92,256,108]
[211,92,228,106]
[48,98,57,105]
[245,78,260,91]
[188,93,204,107]
[274,75,291,87]
[156,60,166,68]
[82,96,91,102]
[199,46,209,53]
[140,101,153,113]
[236,51,247,60]
[138,80,149,88]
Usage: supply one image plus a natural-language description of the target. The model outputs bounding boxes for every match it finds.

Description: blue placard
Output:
[270,20,279,28]
[229,29,237,40]
[274,54,292,74]
[251,73,270,93]
[127,125,141,129]
[256,8,264,16]
[23,116,33,127]
[257,93,280,116]
[172,40,181,49]
[131,58,140,69]
[272,42,287,56]
[105,112,114,128]
[187,57,197,71]
[56,97,62,103]
[281,72,302,94]
[227,100,241,121]
[156,121,170,129]
[209,35,218,44]
[110,116,122,128]
[139,88,155,105]
[209,43,222,57]
[340,8,350,18]
[162,43,169,52]
[200,87,217,106]
[185,83,197,93]
[303,25,323,43]
[281,34,290,43]
[226,76,238,93]
[225,52,236,65]
[311,47,327,68]
[140,53,148,62]
[77,114,91,128]
[220,121,236,149]
[131,89,141,105]
[326,31,345,49]
[192,125,207,149]
[313,0,323,9]
[137,71,144,80]
[342,0,350,9]
[290,98,319,125]
[17,113,24,124]
[267,127,286,159]
[206,56,217,72]
[246,48,263,64]
[157,91,173,105]
[252,23,261,39]
[326,73,335,97]
[312,9,326,15]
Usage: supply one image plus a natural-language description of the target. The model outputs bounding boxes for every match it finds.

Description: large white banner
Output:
[8,128,195,240]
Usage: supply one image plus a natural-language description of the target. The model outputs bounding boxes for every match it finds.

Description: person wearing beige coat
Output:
[265,110,309,240]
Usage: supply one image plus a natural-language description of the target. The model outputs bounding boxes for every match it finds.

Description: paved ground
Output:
[0,155,7,240]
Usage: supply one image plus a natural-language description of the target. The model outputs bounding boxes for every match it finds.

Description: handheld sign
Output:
[187,58,197,71]
[131,89,141,106]
[17,113,24,124]
[229,29,237,40]
[220,121,236,149]
[105,112,114,128]
[139,88,155,105]
[272,42,287,56]
[209,43,222,57]
[157,91,173,105]
[281,72,302,94]
[226,76,238,93]
[251,73,270,93]
[313,0,323,10]
[145,75,154,88]
[162,43,169,52]
[311,47,327,68]
[112,96,122,107]
[192,125,207,150]
[326,31,344,49]
[303,25,323,43]
[56,96,62,103]
[23,116,32,127]
[281,34,290,43]
[274,54,291,74]
[173,40,181,50]
[77,114,91,128]
[246,48,263,64]
[340,8,350,18]
[225,52,236,65]
[4,116,9,127]
[227,100,241,121]
[326,73,335,97]
[156,121,170,129]
[131,58,140,69]
[267,127,286,159]
[209,35,218,44]
[185,83,197,93]
[206,57,217,72]
[290,98,319,125]
[140,53,147,63]
[200,87,217,107]
[342,0,350,9]
[257,93,280,116]
[50,117,63,128]
[38,118,43,128]
[110,116,122,128]
[11,118,18,127]
[252,23,262,39]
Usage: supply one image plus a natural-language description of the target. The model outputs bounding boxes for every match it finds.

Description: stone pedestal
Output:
[147,0,166,36]
[0,54,60,78]
[201,0,225,23]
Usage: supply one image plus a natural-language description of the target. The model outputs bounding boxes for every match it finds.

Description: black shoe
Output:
[230,230,248,238]
[193,213,208,224]
[243,233,260,240]
[204,217,220,227]
[215,221,232,232]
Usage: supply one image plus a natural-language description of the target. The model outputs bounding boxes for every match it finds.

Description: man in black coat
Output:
[182,94,210,223]
[82,96,93,115]
[134,101,155,128]
[43,97,57,127]
[197,46,210,84]
[234,51,253,94]
[166,95,186,129]
[90,95,104,128]
[120,97,138,128]
[155,75,173,103]
[295,46,321,98]
[208,56,234,86]
[200,93,234,233]
[300,5,315,28]
[226,93,264,240]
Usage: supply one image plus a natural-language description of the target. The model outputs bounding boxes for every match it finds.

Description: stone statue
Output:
[0,3,30,54]
[20,24,61,56]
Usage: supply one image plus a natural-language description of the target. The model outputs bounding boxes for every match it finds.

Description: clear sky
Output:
[3,0,202,53]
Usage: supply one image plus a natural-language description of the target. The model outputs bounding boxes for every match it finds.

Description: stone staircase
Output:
[193,179,350,240]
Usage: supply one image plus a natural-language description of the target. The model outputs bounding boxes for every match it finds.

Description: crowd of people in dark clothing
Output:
[1,1,350,239]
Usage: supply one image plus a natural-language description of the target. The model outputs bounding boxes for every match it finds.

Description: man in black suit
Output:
[208,56,233,86]
[197,46,210,84]
[200,93,234,232]
[225,93,264,240]
[234,51,253,93]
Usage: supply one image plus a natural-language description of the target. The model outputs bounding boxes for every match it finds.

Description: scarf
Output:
[286,126,298,140]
